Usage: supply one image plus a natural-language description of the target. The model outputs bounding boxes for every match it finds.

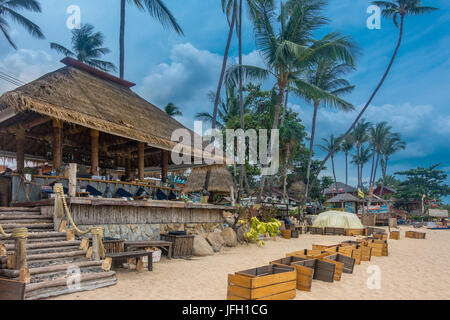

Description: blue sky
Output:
[0,0,448,202]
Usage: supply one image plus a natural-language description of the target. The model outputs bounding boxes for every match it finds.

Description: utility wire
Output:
[0,71,26,85]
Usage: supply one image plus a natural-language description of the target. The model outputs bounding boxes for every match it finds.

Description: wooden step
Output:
[1,223,54,230]
[0,215,49,220]
[27,250,87,262]
[4,240,81,251]
[0,260,104,278]
[22,245,82,256]
[25,273,117,300]
[0,207,41,213]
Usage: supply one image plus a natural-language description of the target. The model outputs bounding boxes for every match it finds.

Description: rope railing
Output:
[53,183,105,259]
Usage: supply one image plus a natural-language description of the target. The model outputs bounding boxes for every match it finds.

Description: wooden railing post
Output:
[68,163,77,197]
[92,235,100,261]
[13,228,27,270]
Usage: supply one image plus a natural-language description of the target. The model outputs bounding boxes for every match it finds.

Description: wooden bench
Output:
[106,250,154,271]
[124,240,173,259]
[0,278,26,300]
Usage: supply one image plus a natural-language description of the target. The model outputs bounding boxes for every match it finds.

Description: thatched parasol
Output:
[183,165,235,194]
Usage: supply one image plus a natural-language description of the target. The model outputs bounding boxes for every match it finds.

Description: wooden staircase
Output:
[0,207,117,300]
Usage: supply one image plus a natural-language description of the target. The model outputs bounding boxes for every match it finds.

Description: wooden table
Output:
[124,240,173,259]
[106,250,154,271]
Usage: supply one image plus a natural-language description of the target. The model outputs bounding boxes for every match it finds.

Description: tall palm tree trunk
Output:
[238,0,245,203]
[331,155,337,191]
[372,150,381,189]
[356,143,361,188]
[369,146,376,188]
[380,156,388,197]
[280,89,289,126]
[309,15,405,192]
[212,0,238,131]
[304,100,319,202]
[258,78,286,203]
[345,151,348,186]
[120,0,126,79]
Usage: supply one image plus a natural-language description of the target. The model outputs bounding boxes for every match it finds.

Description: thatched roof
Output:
[183,165,235,193]
[324,182,357,195]
[326,193,362,203]
[0,58,223,163]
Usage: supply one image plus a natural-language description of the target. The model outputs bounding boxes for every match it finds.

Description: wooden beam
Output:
[90,129,99,175]
[16,127,25,172]
[161,150,169,183]
[52,120,63,170]
[68,163,77,197]
[138,142,145,181]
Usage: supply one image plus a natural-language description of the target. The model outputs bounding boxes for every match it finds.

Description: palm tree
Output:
[295,58,355,202]
[351,119,372,188]
[225,0,356,201]
[119,0,183,79]
[368,121,391,191]
[164,102,182,117]
[317,134,341,191]
[0,0,44,49]
[312,0,438,187]
[351,144,372,189]
[50,24,116,72]
[379,132,406,196]
[195,86,244,128]
[340,134,354,186]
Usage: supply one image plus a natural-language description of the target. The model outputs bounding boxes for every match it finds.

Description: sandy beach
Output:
[53,226,450,300]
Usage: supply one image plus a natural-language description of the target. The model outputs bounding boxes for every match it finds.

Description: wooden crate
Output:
[361,245,372,261]
[405,231,426,239]
[374,233,388,240]
[312,243,339,252]
[324,227,336,235]
[323,254,355,274]
[269,256,313,292]
[308,227,324,235]
[390,231,400,240]
[352,247,362,265]
[227,265,296,300]
[281,230,291,239]
[310,259,336,283]
[337,246,354,258]
[286,249,329,260]
[334,228,346,236]
[345,228,365,236]
[160,233,194,258]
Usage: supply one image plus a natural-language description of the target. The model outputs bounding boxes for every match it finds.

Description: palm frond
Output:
[50,42,75,57]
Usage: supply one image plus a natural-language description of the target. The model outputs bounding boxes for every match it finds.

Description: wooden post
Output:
[52,120,63,170]
[13,228,27,270]
[92,235,100,261]
[16,127,25,172]
[68,163,77,197]
[138,142,145,181]
[161,150,168,183]
[90,129,99,176]
[126,148,132,180]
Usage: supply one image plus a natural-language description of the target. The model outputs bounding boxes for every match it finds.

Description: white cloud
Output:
[136,42,263,129]
[0,49,58,94]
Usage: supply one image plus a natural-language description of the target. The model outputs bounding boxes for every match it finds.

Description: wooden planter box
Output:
[281,230,291,239]
[368,240,388,257]
[374,233,388,240]
[323,254,355,274]
[304,259,336,283]
[324,227,345,235]
[312,243,339,252]
[405,231,426,239]
[337,246,354,258]
[308,227,324,235]
[227,265,296,300]
[360,245,372,261]
[345,228,365,236]
[286,249,329,260]
[269,256,313,292]
[290,230,299,238]
[390,231,400,240]
[352,247,362,265]
[160,233,194,258]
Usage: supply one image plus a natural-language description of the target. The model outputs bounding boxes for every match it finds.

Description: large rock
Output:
[221,227,238,247]
[236,224,250,243]
[206,232,225,252]
[193,236,214,256]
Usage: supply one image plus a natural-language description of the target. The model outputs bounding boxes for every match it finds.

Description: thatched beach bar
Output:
[0,57,232,241]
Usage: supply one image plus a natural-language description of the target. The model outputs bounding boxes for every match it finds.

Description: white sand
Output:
[53,226,450,300]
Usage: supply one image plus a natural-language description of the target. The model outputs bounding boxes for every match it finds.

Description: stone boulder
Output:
[221,227,238,247]
[236,224,250,243]
[206,232,225,252]
[193,235,214,256]
[223,211,236,227]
